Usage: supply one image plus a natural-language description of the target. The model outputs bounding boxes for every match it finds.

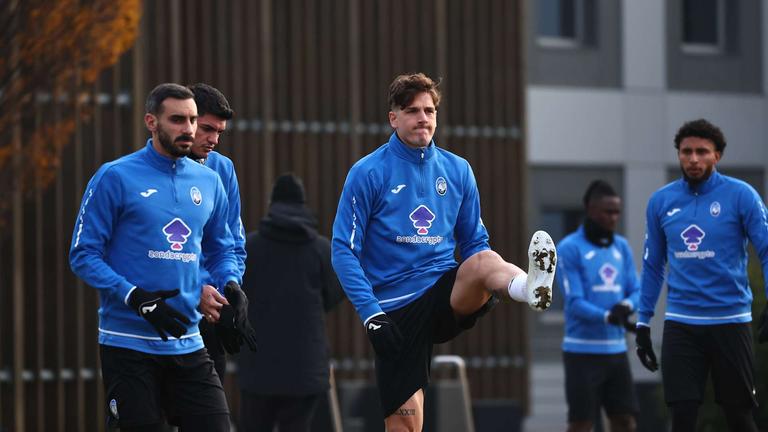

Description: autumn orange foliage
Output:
[0,0,142,193]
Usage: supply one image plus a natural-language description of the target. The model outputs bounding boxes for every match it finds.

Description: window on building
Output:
[681,0,724,54]
[537,0,585,48]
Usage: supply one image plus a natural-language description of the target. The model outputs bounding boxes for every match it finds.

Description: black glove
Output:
[635,325,658,372]
[215,304,245,354]
[623,318,637,334]
[223,281,258,351]
[128,287,191,341]
[607,302,632,326]
[758,304,768,343]
[366,314,403,360]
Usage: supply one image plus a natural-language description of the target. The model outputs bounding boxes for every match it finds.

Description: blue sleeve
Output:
[69,166,135,304]
[202,177,240,289]
[454,161,490,260]
[225,163,247,281]
[739,186,768,293]
[557,242,607,323]
[331,165,381,324]
[621,241,641,310]
[639,194,666,325]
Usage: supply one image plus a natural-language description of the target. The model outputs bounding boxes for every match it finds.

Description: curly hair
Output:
[674,119,726,153]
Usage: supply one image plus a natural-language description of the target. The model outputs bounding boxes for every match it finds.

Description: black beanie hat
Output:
[270,173,306,204]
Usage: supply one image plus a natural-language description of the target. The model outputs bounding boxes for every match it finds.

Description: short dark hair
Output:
[145,83,194,115]
[388,73,442,111]
[188,83,234,120]
[674,119,726,153]
[583,180,618,208]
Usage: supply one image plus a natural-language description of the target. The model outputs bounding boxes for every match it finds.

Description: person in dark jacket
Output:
[238,173,344,432]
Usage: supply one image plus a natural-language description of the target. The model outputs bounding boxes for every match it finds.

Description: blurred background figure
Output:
[637,119,768,432]
[556,180,640,432]
[237,173,344,432]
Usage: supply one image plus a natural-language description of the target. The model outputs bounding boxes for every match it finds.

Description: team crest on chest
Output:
[709,201,721,217]
[190,186,202,205]
[435,177,447,196]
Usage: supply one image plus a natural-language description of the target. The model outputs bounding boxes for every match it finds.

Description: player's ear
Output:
[388,110,398,129]
[145,113,158,132]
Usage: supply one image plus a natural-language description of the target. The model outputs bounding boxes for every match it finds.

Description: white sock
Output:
[507,274,528,302]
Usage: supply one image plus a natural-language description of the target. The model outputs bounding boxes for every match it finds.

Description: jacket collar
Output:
[681,170,722,195]
[142,139,189,173]
[387,132,436,163]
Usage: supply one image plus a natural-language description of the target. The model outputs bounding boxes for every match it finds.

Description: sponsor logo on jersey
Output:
[681,224,704,251]
[190,186,202,205]
[674,224,715,259]
[599,264,617,284]
[593,263,621,292]
[409,205,435,235]
[163,218,191,251]
[395,205,444,245]
[147,218,198,263]
[435,177,447,196]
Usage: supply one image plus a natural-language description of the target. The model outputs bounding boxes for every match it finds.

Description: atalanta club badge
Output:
[190,186,202,205]
[435,177,447,196]
[710,201,721,217]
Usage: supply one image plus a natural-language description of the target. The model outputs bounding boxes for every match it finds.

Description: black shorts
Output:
[661,320,757,408]
[374,266,498,417]
[563,352,638,422]
[100,345,229,429]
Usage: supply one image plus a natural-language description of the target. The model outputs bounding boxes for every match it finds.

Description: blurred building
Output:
[524,1,767,430]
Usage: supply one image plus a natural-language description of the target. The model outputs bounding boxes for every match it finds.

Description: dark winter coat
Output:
[237,202,343,395]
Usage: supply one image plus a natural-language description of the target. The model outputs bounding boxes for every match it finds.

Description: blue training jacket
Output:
[196,151,247,286]
[556,226,640,354]
[639,171,768,326]
[331,132,490,324]
[69,140,240,354]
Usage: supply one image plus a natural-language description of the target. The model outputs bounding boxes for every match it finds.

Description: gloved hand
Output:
[215,304,246,354]
[635,325,658,372]
[623,319,637,334]
[758,304,768,343]
[128,287,191,341]
[607,302,633,326]
[223,281,258,351]
[366,314,403,360]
